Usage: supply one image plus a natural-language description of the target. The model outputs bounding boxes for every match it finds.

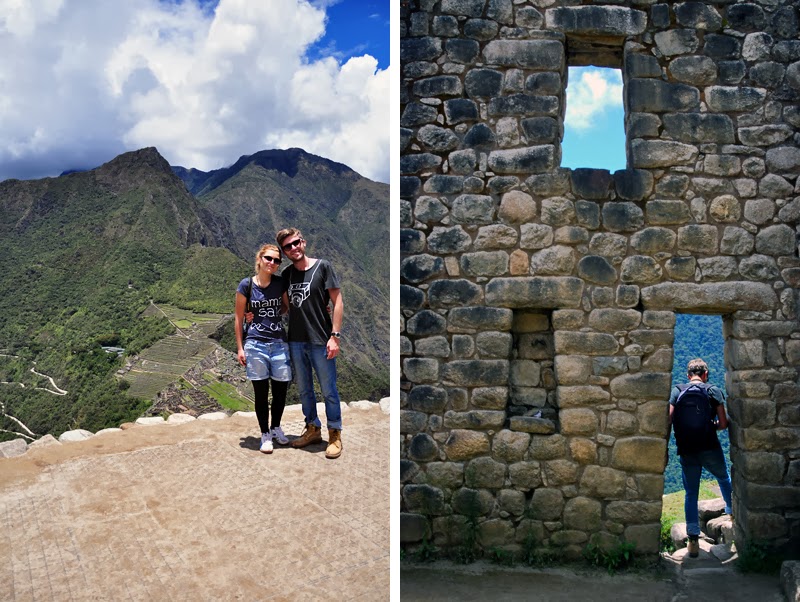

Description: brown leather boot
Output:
[292,424,322,448]
[325,429,343,459]
[687,535,699,558]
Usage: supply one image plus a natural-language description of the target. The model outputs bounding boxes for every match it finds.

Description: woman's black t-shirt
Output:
[237,276,286,342]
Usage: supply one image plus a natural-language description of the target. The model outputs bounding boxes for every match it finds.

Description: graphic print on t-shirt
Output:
[288,262,321,308]
[250,295,283,335]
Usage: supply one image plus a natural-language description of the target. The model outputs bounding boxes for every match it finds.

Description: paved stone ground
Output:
[401,560,785,601]
[0,403,389,601]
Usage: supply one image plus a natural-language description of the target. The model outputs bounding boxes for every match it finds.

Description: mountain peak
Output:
[98,147,173,177]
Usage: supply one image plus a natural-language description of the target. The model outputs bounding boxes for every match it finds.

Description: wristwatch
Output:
[331,332,341,339]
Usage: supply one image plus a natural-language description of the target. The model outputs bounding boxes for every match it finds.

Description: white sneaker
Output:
[259,432,273,454]
[270,426,288,445]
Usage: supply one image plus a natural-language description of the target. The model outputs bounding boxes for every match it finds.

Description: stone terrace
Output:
[400,0,800,558]
[0,402,390,601]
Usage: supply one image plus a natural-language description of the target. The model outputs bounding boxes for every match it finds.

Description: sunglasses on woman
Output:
[261,255,281,264]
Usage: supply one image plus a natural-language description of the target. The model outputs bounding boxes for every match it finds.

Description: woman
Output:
[235,243,291,453]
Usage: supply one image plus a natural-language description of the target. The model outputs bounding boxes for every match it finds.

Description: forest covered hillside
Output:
[0,147,389,441]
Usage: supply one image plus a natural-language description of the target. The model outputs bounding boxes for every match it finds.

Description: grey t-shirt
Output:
[282,259,340,345]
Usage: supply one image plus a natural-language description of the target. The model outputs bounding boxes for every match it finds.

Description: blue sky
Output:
[561,66,627,173]
[309,1,389,70]
[0,0,390,183]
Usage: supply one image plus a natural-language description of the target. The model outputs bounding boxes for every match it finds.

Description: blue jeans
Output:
[289,342,342,430]
[680,447,733,537]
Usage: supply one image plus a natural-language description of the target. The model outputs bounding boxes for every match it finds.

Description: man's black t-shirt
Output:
[282,259,340,345]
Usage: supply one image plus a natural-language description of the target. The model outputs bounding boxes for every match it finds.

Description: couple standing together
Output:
[234,227,344,459]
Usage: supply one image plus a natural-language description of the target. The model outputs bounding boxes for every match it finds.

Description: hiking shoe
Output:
[326,429,343,459]
[291,424,322,448]
[687,536,699,558]
[270,426,288,445]
[259,432,273,454]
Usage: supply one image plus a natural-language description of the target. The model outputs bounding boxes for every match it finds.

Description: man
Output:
[276,227,344,459]
[668,358,733,558]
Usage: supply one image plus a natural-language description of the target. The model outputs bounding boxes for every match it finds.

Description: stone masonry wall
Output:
[400,0,800,557]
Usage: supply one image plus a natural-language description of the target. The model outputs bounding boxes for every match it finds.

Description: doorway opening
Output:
[661,313,733,557]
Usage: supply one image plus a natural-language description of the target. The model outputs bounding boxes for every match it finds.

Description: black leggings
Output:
[251,379,288,433]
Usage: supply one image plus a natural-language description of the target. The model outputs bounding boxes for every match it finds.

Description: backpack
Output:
[672,383,716,454]
[241,277,252,333]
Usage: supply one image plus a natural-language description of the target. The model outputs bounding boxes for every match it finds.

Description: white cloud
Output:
[0,0,389,182]
[564,67,623,132]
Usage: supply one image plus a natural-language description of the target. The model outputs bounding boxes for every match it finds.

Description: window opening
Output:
[509,310,556,428]
[561,66,625,172]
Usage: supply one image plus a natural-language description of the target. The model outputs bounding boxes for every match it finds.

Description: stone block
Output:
[668,55,717,85]
[646,200,691,225]
[428,279,483,307]
[444,429,490,460]
[451,487,495,516]
[486,277,583,308]
[509,461,542,489]
[546,6,646,35]
[620,255,662,284]
[580,465,627,499]
[641,282,778,312]
[465,456,507,488]
[563,497,601,531]
[577,256,617,286]
[448,307,514,332]
[520,224,554,250]
[613,169,653,201]
[569,168,613,200]
[401,410,428,434]
[557,385,610,408]
[408,433,440,462]
[655,29,699,56]
[0,438,27,458]
[602,202,644,233]
[492,430,530,462]
[444,410,506,430]
[461,252,509,277]
[628,79,700,113]
[401,513,430,543]
[555,331,619,356]
[489,94,558,117]
[662,113,735,144]
[560,408,598,436]
[508,416,556,434]
[610,437,667,473]
[488,146,555,174]
[403,484,446,515]
[631,139,698,168]
[706,86,766,113]
[442,360,509,386]
[482,40,563,70]
[401,37,443,63]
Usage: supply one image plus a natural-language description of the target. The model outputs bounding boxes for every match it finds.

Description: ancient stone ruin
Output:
[400,0,800,558]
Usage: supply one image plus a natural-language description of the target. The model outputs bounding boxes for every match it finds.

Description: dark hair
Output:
[687,358,708,376]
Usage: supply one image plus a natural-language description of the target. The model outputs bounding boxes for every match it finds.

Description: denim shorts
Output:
[243,339,292,381]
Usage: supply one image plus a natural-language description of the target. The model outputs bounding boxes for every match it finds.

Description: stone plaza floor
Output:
[0,403,389,601]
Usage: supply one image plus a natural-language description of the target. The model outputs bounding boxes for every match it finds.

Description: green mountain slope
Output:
[173,148,390,374]
[0,146,389,440]
[0,149,249,437]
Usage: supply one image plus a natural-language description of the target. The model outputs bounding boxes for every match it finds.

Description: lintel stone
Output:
[485,277,584,308]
